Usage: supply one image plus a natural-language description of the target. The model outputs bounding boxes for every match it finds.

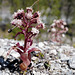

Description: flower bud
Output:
[25,12,33,19]
[61,25,64,29]
[37,18,42,24]
[12,12,18,19]
[53,19,57,23]
[63,22,67,25]
[30,18,37,24]
[56,20,60,24]
[51,23,56,28]
[17,9,24,14]
[31,27,39,34]
[12,9,24,19]
[62,34,65,37]
[8,29,12,33]
[26,7,33,13]
[33,11,40,18]
[51,28,56,32]
[11,19,22,27]
[36,23,45,29]
[65,27,68,31]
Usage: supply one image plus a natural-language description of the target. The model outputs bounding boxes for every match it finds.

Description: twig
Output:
[30,0,39,8]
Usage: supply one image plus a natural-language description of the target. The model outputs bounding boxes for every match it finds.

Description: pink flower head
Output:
[51,23,56,28]
[31,27,39,34]
[26,7,33,13]
[42,23,45,29]
[62,34,65,37]
[56,20,60,24]
[36,23,45,29]
[50,19,68,43]
[51,28,56,32]
[53,19,57,23]
[30,18,37,24]
[60,25,64,29]
[64,27,68,32]
[12,9,24,19]
[11,19,22,27]
[37,17,42,24]
[63,22,67,25]
[12,12,18,19]
[25,12,33,19]
[17,9,24,14]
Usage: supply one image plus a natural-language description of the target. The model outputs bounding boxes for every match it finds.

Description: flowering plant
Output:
[7,7,45,71]
[50,19,68,43]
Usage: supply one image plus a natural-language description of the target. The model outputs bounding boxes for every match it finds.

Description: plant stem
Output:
[24,20,29,52]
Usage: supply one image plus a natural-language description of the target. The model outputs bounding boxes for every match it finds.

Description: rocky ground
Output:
[0,39,75,75]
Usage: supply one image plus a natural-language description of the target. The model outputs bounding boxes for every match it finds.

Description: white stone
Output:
[3,42,7,46]
[41,73,48,75]
[55,63,61,69]
[10,50,20,58]
[50,49,57,55]
[3,52,8,57]
[69,56,75,69]
[43,41,48,45]
[33,71,37,75]
[4,73,9,75]
[36,72,40,75]
[31,56,38,61]
[51,64,55,71]
[0,71,3,75]
[44,46,50,50]
[56,59,61,63]
[59,53,70,61]
[38,42,44,48]
[58,48,63,53]
[0,48,5,56]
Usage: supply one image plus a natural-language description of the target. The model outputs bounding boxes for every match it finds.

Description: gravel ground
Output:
[0,39,75,75]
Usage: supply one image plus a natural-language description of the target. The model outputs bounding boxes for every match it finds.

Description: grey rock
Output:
[38,42,44,48]
[49,49,57,55]
[68,56,75,70]
[59,53,70,61]
[0,39,75,75]
[10,50,20,58]
[0,71,3,75]
[0,48,5,56]
[31,56,38,61]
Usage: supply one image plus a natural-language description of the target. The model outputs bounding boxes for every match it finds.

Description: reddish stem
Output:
[24,20,30,52]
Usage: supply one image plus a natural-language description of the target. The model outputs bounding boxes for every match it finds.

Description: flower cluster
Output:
[8,7,45,71]
[50,19,68,42]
